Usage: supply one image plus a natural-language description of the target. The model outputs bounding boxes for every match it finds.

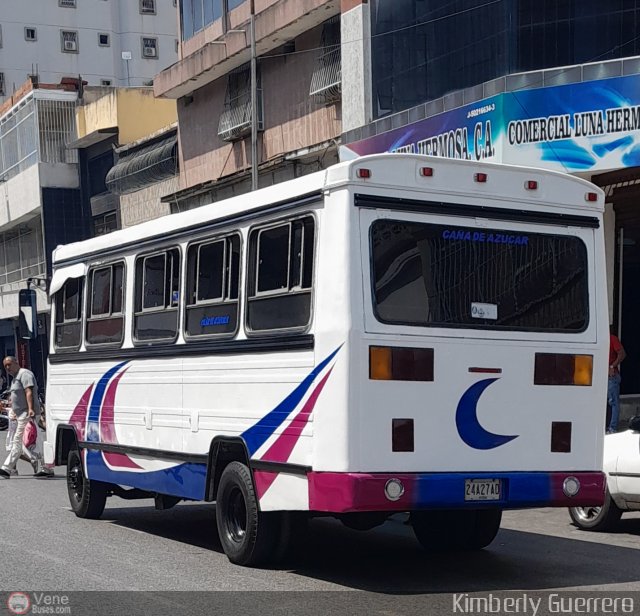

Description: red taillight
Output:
[369,346,434,381]
[356,168,371,179]
[419,167,434,177]
[534,353,593,386]
[392,418,414,452]
[525,180,538,190]
[551,422,572,453]
[585,192,598,202]
[474,172,488,183]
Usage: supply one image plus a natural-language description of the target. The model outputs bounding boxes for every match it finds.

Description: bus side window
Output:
[54,276,84,350]
[86,263,125,346]
[134,247,181,342]
[247,215,315,332]
[185,234,240,338]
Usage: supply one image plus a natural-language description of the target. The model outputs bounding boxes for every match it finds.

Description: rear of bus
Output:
[311,155,607,548]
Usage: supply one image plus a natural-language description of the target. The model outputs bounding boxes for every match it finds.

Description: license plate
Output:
[464,479,501,501]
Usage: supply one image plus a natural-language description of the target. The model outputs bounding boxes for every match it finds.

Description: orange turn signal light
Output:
[369,346,434,381]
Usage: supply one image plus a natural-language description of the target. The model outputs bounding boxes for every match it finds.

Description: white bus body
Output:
[46,154,607,564]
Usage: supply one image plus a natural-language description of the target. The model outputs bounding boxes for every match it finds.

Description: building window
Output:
[54,277,84,350]
[175,39,179,53]
[141,37,158,58]
[217,64,263,142]
[140,0,156,14]
[185,234,240,338]
[246,216,315,332]
[25,27,37,42]
[309,16,341,104]
[101,79,112,86]
[0,24,3,48]
[134,248,181,342]
[94,212,117,235]
[59,0,76,6]
[86,263,125,346]
[98,33,110,47]
[180,0,224,41]
[0,73,4,96]
[61,30,78,53]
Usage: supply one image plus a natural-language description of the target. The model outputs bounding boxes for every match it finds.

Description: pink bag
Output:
[23,419,37,449]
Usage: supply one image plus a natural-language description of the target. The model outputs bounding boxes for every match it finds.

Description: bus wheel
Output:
[66,449,108,519]
[569,492,622,531]
[411,509,502,551]
[216,461,279,566]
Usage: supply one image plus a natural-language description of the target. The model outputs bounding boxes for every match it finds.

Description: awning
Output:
[105,134,178,195]
[49,263,86,297]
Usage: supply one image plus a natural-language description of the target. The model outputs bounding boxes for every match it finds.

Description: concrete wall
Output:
[0,165,42,228]
[76,87,177,145]
[120,176,177,228]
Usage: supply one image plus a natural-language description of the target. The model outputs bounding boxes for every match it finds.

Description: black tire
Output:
[569,492,622,531]
[66,449,108,519]
[215,461,279,566]
[411,509,502,551]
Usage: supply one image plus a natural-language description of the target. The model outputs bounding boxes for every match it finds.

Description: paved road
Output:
[2,443,640,614]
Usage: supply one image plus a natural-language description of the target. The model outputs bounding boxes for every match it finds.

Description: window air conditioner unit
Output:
[64,40,77,51]
[143,46,157,58]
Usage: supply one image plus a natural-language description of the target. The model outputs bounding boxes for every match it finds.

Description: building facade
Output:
[155,0,341,211]
[0,0,178,103]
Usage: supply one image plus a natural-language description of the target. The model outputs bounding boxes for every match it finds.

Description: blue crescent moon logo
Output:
[456,378,519,450]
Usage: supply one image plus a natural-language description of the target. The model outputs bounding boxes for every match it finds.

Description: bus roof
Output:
[52,154,603,265]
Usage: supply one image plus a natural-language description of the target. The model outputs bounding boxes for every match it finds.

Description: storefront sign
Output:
[342,74,640,173]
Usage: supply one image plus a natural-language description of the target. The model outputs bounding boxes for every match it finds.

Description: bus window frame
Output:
[53,276,85,352]
[245,212,316,336]
[183,231,242,341]
[85,261,126,348]
[132,245,182,345]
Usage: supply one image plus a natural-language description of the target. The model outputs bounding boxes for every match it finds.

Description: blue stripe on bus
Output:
[412,472,551,507]
[241,346,342,456]
[85,449,207,501]
[85,361,129,443]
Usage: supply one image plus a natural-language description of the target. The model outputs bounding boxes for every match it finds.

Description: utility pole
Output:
[250,0,258,191]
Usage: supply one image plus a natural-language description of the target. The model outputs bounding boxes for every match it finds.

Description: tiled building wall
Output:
[120,176,178,228]
[177,22,340,192]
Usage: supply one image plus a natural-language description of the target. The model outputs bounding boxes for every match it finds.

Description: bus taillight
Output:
[369,346,434,381]
[534,353,593,386]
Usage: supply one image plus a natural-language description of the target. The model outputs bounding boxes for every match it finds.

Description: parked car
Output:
[569,416,640,531]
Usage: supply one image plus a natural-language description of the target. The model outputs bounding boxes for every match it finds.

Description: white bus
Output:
[45,154,607,566]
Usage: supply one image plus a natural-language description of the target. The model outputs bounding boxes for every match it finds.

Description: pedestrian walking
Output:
[607,328,626,434]
[0,356,41,478]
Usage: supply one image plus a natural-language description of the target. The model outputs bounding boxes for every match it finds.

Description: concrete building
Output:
[0,79,84,383]
[71,86,177,234]
[154,0,341,211]
[0,0,179,104]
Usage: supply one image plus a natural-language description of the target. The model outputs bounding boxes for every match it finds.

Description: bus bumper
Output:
[307,471,605,513]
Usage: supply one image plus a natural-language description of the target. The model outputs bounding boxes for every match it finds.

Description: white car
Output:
[569,416,640,530]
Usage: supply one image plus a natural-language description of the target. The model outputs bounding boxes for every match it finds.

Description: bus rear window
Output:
[371,220,588,332]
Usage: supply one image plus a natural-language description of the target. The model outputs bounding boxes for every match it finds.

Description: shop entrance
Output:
[594,167,640,396]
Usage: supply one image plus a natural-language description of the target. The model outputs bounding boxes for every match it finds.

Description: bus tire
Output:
[411,509,502,551]
[216,461,278,566]
[66,449,108,519]
[569,492,622,531]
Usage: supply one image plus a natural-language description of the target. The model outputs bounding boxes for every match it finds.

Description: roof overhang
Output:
[67,127,118,149]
